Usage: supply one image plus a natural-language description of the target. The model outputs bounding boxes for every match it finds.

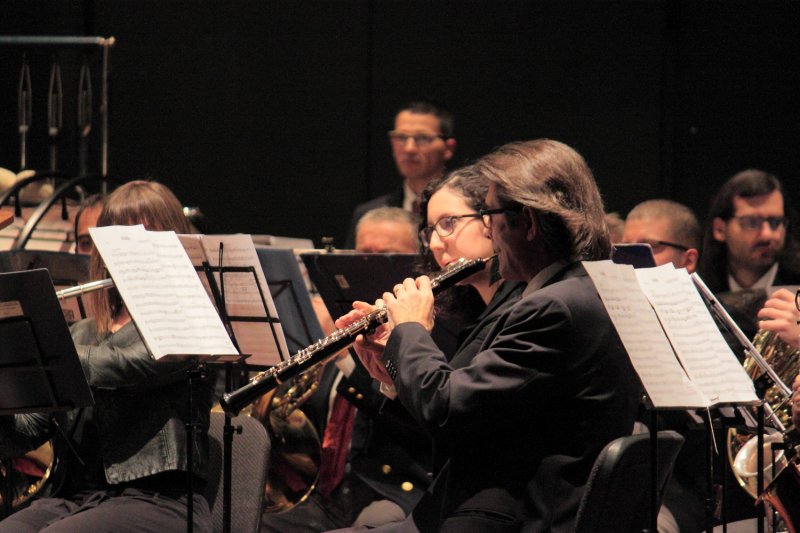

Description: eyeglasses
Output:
[478,207,521,229]
[636,239,690,252]
[731,215,788,231]
[419,214,482,245]
[388,131,444,148]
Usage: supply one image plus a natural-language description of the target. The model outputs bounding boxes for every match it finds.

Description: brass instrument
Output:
[0,443,55,508]
[220,255,493,417]
[226,255,493,513]
[1,278,114,510]
[762,460,800,533]
[728,330,797,500]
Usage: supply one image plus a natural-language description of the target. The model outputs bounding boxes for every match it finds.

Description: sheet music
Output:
[179,234,289,366]
[583,260,708,408]
[178,234,216,300]
[90,225,237,360]
[635,265,757,405]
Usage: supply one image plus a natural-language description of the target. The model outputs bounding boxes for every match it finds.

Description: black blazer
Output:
[383,264,642,533]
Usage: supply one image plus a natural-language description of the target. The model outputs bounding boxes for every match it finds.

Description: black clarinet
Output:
[219,255,493,416]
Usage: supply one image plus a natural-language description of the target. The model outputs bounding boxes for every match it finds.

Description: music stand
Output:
[301,251,478,358]
[0,250,90,322]
[0,269,93,516]
[300,252,420,319]
[257,248,324,352]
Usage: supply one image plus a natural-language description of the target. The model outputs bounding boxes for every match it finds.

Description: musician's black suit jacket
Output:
[336,281,527,512]
[344,189,404,249]
[383,263,642,533]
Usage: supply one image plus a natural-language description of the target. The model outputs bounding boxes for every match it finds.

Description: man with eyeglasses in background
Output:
[696,171,800,527]
[621,199,701,273]
[344,101,457,248]
[699,169,800,294]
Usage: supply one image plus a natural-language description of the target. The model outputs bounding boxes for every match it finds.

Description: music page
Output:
[90,225,238,360]
[177,234,217,306]
[583,260,708,409]
[635,265,758,405]
[180,234,289,367]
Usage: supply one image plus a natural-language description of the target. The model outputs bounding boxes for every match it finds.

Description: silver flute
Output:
[56,278,114,300]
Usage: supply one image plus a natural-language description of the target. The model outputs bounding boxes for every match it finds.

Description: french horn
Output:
[0,442,55,509]
[727,330,797,499]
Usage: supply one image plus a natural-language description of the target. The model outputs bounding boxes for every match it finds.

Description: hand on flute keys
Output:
[335,301,394,388]
[382,276,436,332]
[335,275,436,390]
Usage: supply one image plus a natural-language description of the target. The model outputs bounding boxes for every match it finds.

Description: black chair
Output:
[574,430,685,533]
[204,412,270,533]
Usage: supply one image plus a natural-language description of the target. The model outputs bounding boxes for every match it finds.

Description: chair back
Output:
[204,412,270,533]
[574,430,684,533]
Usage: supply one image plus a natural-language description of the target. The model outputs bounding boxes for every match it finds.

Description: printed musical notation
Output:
[583,260,757,409]
[90,225,237,361]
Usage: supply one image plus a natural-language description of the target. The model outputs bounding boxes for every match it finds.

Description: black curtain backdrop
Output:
[1,0,798,246]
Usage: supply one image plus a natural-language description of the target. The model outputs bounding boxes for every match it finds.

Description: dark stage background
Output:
[1,1,798,247]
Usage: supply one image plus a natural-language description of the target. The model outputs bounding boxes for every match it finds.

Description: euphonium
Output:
[728,330,798,499]
[220,255,494,417]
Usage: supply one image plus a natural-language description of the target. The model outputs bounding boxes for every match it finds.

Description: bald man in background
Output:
[621,199,701,272]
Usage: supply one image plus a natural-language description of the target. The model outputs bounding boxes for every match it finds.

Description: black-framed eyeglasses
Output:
[637,239,690,252]
[388,131,445,148]
[730,215,788,232]
[419,213,482,245]
[479,207,520,229]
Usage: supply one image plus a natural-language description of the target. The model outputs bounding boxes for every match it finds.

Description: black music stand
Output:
[0,250,90,322]
[0,269,93,516]
[300,252,420,319]
[257,248,324,352]
[195,259,287,533]
[301,252,477,358]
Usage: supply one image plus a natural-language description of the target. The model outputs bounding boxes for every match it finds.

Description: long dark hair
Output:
[474,139,611,262]
[418,166,493,316]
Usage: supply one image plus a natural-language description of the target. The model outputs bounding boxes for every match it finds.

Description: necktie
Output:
[318,392,357,496]
[411,197,422,214]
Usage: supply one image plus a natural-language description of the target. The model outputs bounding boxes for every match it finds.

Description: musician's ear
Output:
[712,217,727,242]
[522,207,537,240]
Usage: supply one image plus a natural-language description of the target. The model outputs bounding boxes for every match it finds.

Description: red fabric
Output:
[317,393,357,496]
[12,457,45,478]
